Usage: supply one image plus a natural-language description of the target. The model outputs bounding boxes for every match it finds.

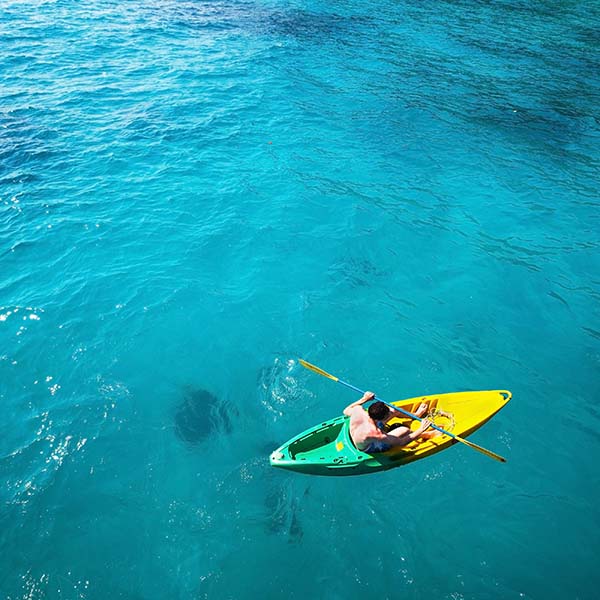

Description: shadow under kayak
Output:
[270,390,511,476]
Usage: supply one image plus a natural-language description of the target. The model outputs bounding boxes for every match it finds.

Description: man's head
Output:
[367,401,390,422]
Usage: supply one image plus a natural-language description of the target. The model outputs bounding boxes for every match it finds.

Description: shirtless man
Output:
[344,391,436,453]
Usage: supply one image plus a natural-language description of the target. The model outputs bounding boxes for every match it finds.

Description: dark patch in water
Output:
[0,109,63,185]
[165,3,371,46]
[174,387,237,444]
[264,483,307,543]
[288,509,303,542]
[328,256,387,288]
[262,9,370,44]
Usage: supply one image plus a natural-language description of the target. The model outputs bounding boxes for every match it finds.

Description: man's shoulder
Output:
[348,406,369,420]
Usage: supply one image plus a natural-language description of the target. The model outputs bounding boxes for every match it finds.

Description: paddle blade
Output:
[454,435,506,463]
[298,359,339,382]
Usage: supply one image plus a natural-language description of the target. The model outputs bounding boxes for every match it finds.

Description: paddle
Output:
[299,359,506,463]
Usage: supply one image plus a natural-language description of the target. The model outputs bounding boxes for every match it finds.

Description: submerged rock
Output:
[174,387,235,444]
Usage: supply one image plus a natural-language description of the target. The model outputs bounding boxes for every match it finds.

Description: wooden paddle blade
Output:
[298,359,339,382]
[455,435,506,463]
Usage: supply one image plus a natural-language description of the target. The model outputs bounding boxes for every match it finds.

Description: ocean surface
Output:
[1,0,599,598]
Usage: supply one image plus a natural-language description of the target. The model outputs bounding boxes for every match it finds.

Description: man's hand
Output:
[417,418,432,433]
[343,390,376,416]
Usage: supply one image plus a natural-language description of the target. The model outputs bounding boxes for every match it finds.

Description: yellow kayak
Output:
[270,390,511,476]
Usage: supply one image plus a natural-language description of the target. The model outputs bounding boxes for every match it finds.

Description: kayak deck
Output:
[270,390,511,476]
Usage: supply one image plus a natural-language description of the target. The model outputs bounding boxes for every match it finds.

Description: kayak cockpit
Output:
[288,418,345,460]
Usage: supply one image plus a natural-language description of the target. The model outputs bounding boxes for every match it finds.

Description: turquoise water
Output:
[1,0,599,597]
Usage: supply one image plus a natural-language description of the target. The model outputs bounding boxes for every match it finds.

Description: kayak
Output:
[269,390,511,476]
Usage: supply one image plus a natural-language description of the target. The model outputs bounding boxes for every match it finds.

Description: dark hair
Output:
[368,401,389,421]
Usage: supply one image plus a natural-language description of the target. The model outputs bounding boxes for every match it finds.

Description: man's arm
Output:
[343,391,375,416]
[383,419,433,447]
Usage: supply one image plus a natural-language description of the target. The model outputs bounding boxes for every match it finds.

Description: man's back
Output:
[347,406,383,450]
